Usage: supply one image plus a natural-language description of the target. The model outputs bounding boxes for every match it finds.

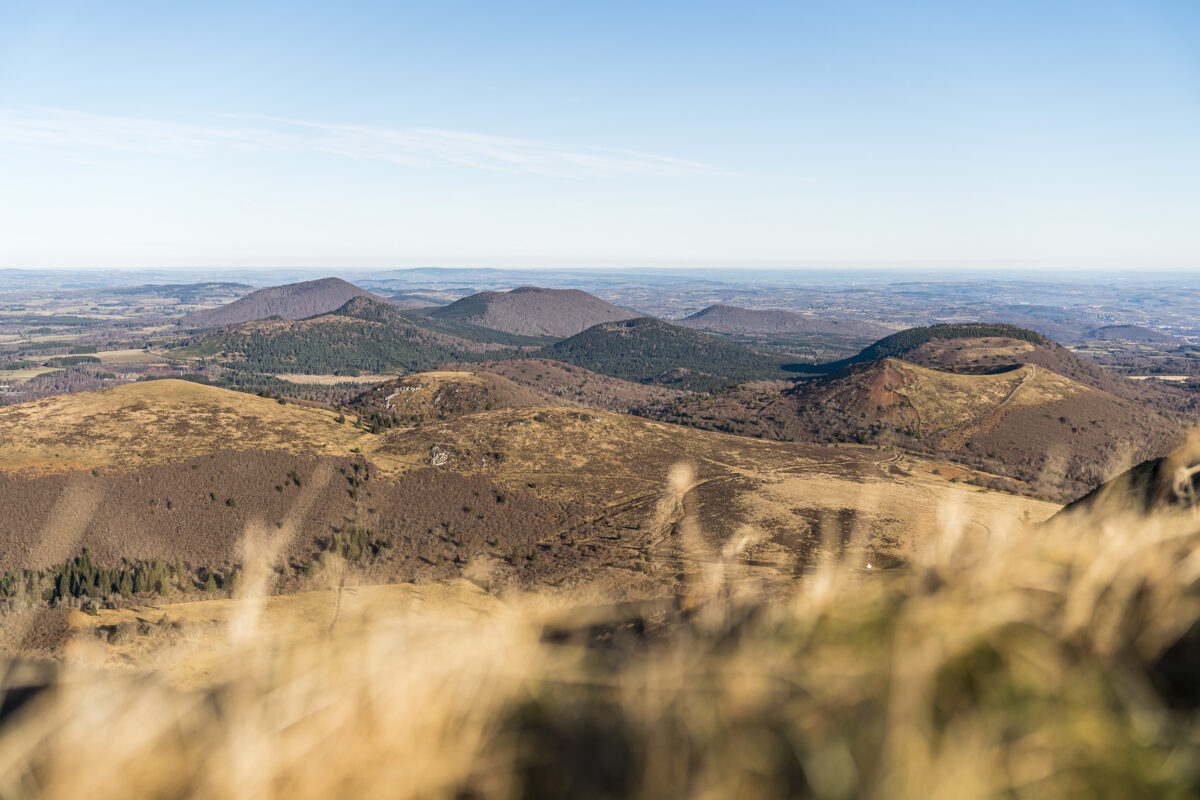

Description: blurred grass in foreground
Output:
[3,463,1200,799]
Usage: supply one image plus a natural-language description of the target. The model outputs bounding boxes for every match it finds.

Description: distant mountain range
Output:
[168,282,1197,501]
[178,295,794,392]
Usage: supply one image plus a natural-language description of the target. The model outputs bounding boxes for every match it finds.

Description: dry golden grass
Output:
[877,358,1088,437]
[375,403,1059,569]
[61,580,502,689]
[911,336,1039,363]
[0,380,371,473]
[2,446,1200,798]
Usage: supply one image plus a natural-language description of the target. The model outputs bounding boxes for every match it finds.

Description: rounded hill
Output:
[1085,325,1183,344]
[645,349,1187,502]
[828,323,1050,369]
[428,286,640,338]
[349,371,545,427]
[820,322,1193,410]
[539,317,790,392]
[180,278,387,329]
[678,304,891,337]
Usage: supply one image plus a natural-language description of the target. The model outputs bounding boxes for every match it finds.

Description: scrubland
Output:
[3,458,1200,799]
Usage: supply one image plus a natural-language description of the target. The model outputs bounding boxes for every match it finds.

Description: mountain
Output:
[180,278,388,329]
[1085,325,1184,345]
[538,317,790,392]
[817,322,1194,411]
[173,297,524,375]
[678,304,891,338]
[0,380,574,582]
[371,404,1057,567]
[427,286,640,338]
[821,324,1052,370]
[644,325,1191,501]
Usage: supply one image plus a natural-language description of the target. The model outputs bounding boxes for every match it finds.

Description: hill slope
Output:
[822,323,1052,370]
[539,317,789,391]
[0,380,1053,597]
[646,354,1186,502]
[446,358,688,413]
[428,286,640,338]
[180,278,387,329]
[678,304,890,337]
[174,297,523,374]
[349,370,545,426]
[818,323,1194,411]
[0,379,365,473]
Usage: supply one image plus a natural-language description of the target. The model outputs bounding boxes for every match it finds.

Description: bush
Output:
[106,621,136,645]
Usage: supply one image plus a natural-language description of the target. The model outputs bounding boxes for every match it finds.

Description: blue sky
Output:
[1,0,1197,269]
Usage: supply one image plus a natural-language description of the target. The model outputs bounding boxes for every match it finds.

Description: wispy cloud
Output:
[0,108,728,179]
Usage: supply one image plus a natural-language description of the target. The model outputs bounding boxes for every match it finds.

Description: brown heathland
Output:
[645,340,1190,501]
[441,358,688,412]
[0,381,1054,598]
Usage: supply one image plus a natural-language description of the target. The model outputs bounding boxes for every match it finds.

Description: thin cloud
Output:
[0,108,730,178]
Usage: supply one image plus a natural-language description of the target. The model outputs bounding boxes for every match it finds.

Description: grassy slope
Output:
[643,353,1186,501]
[439,358,688,413]
[0,380,1053,585]
[0,379,368,472]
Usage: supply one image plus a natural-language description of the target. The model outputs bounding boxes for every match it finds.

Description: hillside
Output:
[817,322,1195,412]
[821,323,1051,369]
[645,355,1186,502]
[427,286,640,338]
[0,380,1053,598]
[180,278,388,329]
[173,297,522,375]
[539,317,790,392]
[349,371,545,427]
[0,379,366,473]
[678,304,890,337]
[373,404,1055,567]
[446,358,688,412]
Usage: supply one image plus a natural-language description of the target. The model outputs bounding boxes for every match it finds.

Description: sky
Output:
[0,0,1198,269]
